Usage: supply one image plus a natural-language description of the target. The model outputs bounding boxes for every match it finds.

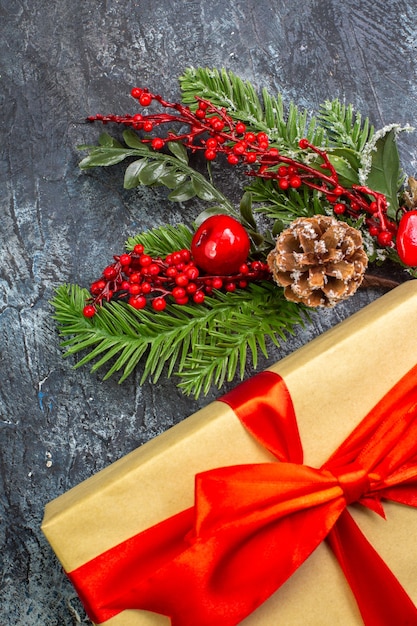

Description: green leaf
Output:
[167,141,189,163]
[191,177,218,202]
[79,148,134,169]
[123,159,148,189]
[239,191,257,229]
[98,132,123,148]
[138,161,169,185]
[168,179,197,202]
[158,166,188,189]
[194,206,233,226]
[365,129,401,211]
[123,129,152,150]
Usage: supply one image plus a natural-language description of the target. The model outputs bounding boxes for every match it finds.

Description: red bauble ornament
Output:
[396,210,417,266]
[191,215,250,275]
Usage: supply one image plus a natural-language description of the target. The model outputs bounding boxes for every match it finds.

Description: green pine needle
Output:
[51,282,308,398]
[126,223,194,257]
[179,67,325,150]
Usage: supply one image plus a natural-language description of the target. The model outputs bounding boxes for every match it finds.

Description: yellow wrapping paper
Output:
[42,281,417,625]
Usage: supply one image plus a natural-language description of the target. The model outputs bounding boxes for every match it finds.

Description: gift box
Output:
[42,281,417,626]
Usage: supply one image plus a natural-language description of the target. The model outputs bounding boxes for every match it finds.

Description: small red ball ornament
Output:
[396,210,417,266]
[191,215,250,275]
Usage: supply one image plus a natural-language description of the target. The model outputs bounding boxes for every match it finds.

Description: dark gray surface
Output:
[1,1,417,624]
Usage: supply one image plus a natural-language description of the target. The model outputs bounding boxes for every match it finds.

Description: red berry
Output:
[198,100,209,111]
[175,274,189,287]
[333,203,346,215]
[195,108,206,119]
[245,132,256,143]
[90,281,103,295]
[204,148,217,161]
[151,137,164,150]
[235,122,246,134]
[152,297,167,311]
[143,121,153,132]
[268,147,279,157]
[227,154,239,165]
[205,137,218,149]
[147,263,161,276]
[368,225,379,237]
[191,215,250,275]
[278,166,289,177]
[289,175,302,188]
[257,132,269,145]
[212,277,223,289]
[172,251,183,265]
[299,138,309,149]
[377,230,393,246]
[233,141,247,155]
[193,291,205,304]
[278,178,290,190]
[174,297,189,305]
[133,244,144,255]
[180,249,191,262]
[139,254,152,266]
[332,185,344,197]
[185,266,199,280]
[396,210,417,265]
[225,281,236,292]
[172,287,186,299]
[129,295,147,309]
[139,93,152,106]
[130,87,142,99]
[211,118,225,131]
[141,282,151,294]
[129,272,141,283]
[186,282,197,294]
[103,266,117,280]
[119,254,131,266]
[129,284,142,295]
[245,152,257,164]
[83,304,96,318]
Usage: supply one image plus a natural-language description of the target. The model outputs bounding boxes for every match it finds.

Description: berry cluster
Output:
[82,244,270,318]
[87,87,395,248]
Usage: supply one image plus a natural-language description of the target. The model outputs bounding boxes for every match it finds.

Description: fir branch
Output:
[317,99,374,151]
[179,67,324,150]
[176,284,308,397]
[244,178,327,224]
[126,223,193,257]
[51,282,308,398]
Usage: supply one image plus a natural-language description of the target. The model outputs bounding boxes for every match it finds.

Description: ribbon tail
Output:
[327,510,417,626]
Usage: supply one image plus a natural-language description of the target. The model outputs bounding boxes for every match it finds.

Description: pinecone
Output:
[267,215,368,307]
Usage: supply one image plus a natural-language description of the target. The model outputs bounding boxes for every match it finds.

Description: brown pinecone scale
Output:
[267,215,368,307]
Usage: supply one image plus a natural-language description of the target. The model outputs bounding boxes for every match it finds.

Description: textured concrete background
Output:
[1,1,417,624]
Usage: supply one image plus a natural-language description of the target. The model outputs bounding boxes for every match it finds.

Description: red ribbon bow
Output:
[69,367,417,626]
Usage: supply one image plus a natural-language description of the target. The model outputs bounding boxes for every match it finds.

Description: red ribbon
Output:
[68,367,417,625]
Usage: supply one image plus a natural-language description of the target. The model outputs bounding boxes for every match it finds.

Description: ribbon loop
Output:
[334,463,370,506]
